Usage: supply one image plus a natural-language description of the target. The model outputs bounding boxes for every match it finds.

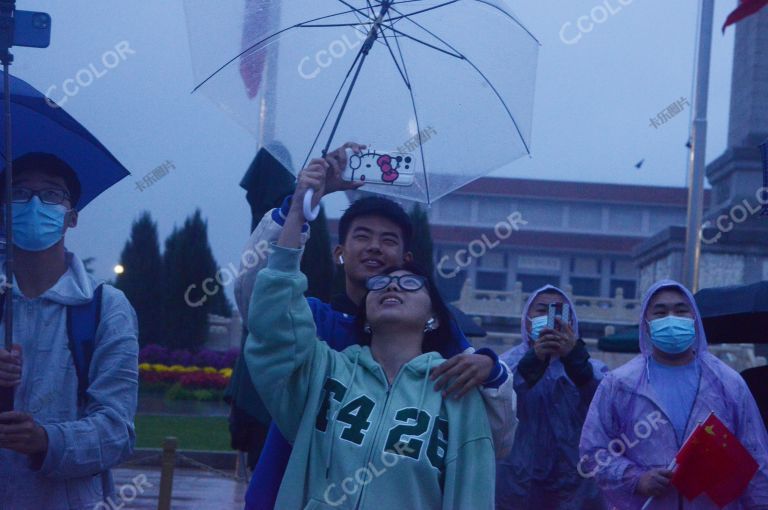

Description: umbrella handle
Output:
[303,190,320,221]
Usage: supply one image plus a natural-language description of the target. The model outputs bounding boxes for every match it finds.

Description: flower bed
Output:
[139,344,238,370]
[138,345,237,402]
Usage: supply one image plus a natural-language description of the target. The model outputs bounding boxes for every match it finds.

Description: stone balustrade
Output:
[456,280,640,325]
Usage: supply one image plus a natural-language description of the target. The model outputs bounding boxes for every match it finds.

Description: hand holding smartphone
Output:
[546,302,570,331]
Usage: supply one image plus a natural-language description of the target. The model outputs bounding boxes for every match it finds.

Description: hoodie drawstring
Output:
[417,353,433,414]
[326,350,361,479]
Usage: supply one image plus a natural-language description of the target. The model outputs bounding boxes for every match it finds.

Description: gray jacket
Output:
[0,252,139,510]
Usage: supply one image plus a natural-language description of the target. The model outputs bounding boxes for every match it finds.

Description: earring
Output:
[424,318,436,333]
[364,323,372,334]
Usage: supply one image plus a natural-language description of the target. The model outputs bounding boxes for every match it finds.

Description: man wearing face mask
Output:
[0,153,138,510]
[496,286,608,510]
[580,280,768,509]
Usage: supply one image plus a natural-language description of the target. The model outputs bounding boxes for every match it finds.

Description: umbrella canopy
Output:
[185,0,539,205]
[0,75,129,211]
[240,145,296,231]
[694,282,768,344]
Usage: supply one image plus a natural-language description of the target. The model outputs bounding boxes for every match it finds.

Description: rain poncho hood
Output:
[0,251,138,510]
[637,280,708,358]
[245,245,495,510]
[579,280,768,509]
[511,284,581,354]
[497,285,606,509]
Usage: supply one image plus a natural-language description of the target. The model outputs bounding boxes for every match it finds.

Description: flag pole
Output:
[682,0,715,292]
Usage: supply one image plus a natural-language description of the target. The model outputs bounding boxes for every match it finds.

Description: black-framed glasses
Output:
[11,187,70,205]
[366,274,427,292]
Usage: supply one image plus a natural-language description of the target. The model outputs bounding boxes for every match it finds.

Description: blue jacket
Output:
[245,294,506,510]
[0,252,138,510]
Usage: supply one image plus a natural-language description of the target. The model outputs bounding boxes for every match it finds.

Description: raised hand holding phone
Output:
[537,303,577,359]
[301,142,366,220]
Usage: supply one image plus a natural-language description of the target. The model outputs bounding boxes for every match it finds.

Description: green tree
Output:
[301,206,334,301]
[409,204,435,277]
[162,209,220,349]
[115,212,164,347]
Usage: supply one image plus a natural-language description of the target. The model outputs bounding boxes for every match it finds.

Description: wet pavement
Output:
[112,466,247,509]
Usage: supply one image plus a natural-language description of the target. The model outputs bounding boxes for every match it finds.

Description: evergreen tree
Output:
[301,206,334,301]
[115,212,164,347]
[409,203,435,277]
[162,209,219,349]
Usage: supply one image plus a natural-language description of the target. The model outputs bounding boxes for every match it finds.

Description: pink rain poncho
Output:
[579,280,768,509]
[497,285,608,509]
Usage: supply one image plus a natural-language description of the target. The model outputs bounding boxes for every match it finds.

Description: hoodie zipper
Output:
[353,366,406,510]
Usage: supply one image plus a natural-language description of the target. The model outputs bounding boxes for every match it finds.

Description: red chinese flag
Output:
[672,414,759,508]
[723,0,768,33]
[240,0,273,99]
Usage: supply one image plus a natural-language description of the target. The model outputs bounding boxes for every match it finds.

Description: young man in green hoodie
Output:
[245,158,496,509]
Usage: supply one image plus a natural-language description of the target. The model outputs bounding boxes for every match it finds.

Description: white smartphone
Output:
[342,148,416,186]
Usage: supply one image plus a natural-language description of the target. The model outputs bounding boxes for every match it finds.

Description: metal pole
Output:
[3,60,12,352]
[0,1,14,413]
[682,0,715,292]
[157,436,177,510]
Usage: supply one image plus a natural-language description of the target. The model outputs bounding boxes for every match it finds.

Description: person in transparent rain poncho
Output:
[579,280,768,509]
[497,285,608,510]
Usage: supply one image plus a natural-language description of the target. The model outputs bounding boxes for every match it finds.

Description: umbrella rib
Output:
[473,0,541,45]
[379,24,411,87]
[333,0,390,49]
[298,22,377,28]
[335,0,376,22]
[379,23,463,59]
[385,0,461,23]
[390,5,531,155]
[301,46,366,169]
[385,10,431,204]
[192,7,370,92]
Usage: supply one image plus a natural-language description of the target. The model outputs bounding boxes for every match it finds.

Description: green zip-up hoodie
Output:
[245,245,495,510]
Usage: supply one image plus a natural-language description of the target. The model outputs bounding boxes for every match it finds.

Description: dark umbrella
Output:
[239,144,296,231]
[0,75,129,411]
[694,282,768,344]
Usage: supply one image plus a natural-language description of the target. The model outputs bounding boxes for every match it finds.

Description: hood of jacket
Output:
[519,284,580,350]
[638,279,708,358]
[4,251,98,306]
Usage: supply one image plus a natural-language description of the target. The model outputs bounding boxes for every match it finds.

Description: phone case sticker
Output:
[343,149,416,186]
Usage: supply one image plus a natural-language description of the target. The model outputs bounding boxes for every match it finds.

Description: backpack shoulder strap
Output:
[67,284,104,406]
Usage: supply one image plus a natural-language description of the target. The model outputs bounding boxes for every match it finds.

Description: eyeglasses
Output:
[366,274,427,292]
[11,187,71,205]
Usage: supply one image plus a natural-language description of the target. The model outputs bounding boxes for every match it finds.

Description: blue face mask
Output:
[648,315,696,354]
[12,196,68,251]
[528,315,548,341]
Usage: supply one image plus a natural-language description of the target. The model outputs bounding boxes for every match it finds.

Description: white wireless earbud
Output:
[338,255,344,264]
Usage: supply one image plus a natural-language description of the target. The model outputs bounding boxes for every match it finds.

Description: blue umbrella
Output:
[0,74,130,211]
[0,74,130,411]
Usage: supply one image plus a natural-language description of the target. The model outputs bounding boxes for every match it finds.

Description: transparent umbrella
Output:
[184,0,539,206]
